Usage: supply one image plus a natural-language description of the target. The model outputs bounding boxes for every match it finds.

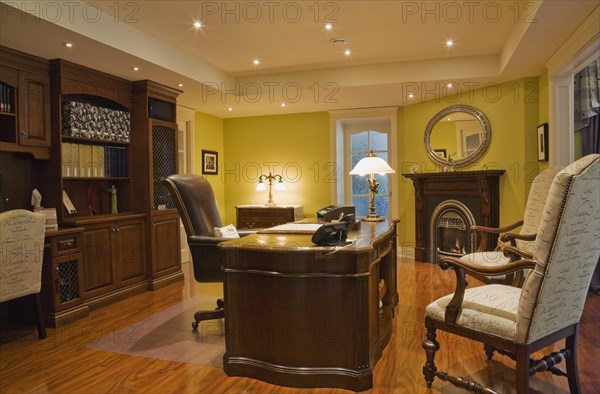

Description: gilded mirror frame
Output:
[424,105,491,168]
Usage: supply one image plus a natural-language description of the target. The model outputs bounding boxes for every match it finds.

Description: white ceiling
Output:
[0,1,598,118]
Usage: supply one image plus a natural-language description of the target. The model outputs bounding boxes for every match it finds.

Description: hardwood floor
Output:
[1,258,598,393]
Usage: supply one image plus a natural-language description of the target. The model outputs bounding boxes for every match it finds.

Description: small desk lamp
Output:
[256,173,285,206]
[349,151,395,221]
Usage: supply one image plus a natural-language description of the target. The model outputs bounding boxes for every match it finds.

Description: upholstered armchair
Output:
[422,154,600,394]
[164,174,244,330]
[460,167,561,286]
[0,209,47,339]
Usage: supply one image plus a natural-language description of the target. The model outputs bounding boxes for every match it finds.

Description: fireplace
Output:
[430,200,477,262]
[403,170,504,262]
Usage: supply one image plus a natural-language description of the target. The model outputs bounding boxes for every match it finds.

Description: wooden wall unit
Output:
[0,47,51,159]
[1,47,184,326]
[132,80,183,289]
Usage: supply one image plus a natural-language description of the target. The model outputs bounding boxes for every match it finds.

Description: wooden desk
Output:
[218,220,398,391]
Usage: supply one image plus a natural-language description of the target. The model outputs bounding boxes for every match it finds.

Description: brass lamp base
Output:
[362,214,385,222]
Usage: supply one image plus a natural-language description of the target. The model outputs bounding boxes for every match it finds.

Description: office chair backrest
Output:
[164,174,223,237]
[517,154,600,343]
[0,209,45,302]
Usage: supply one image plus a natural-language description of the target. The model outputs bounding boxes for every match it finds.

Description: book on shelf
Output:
[62,142,127,178]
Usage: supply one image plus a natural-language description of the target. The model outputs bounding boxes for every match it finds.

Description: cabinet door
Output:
[17,70,51,147]
[151,214,180,276]
[82,223,116,297]
[115,218,146,287]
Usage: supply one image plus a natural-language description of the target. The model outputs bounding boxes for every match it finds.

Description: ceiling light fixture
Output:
[447,83,453,88]
[446,39,454,47]
[228,107,233,112]
[193,21,202,29]
[344,49,352,56]
[253,59,260,65]
[132,66,139,71]
[281,103,286,107]
[324,23,333,30]
[408,93,414,99]
[63,42,74,48]
[178,83,183,87]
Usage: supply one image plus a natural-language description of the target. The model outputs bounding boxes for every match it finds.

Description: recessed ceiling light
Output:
[253,59,260,65]
[228,107,233,112]
[178,83,183,87]
[281,103,286,107]
[344,49,352,56]
[324,23,333,30]
[193,21,202,29]
[446,39,454,47]
[64,42,74,48]
[132,66,139,71]
[447,83,453,88]
[407,93,414,99]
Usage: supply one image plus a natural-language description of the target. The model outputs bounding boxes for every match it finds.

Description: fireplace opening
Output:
[429,200,477,263]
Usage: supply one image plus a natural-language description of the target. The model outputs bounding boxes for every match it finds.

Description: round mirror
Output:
[424,105,491,168]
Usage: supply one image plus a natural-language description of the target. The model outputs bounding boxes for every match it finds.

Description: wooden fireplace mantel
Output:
[403,170,505,262]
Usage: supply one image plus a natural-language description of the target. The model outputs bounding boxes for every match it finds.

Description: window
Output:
[348,130,391,217]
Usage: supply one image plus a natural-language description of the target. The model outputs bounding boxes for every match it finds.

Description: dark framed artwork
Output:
[537,123,549,161]
[202,150,218,174]
[434,149,447,159]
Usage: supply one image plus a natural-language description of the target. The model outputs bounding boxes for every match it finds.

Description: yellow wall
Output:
[222,112,331,225]
[192,77,541,249]
[397,78,539,247]
[194,112,226,221]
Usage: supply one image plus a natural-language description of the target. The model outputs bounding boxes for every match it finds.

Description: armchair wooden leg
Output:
[422,320,440,388]
[516,347,531,394]
[484,344,495,360]
[34,293,46,339]
[566,329,582,394]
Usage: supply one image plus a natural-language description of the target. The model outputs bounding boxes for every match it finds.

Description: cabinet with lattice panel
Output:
[42,227,88,327]
[131,81,183,289]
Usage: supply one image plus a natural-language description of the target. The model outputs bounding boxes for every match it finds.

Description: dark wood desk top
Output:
[218,219,398,253]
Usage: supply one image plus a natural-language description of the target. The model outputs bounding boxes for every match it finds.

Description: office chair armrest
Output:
[470,221,524,235]
[438,256,537,325]
[188,235,228,246]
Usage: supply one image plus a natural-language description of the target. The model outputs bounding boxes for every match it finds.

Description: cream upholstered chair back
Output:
[517,154,600,343]
[517,166,562,251]
[0,209,45,303]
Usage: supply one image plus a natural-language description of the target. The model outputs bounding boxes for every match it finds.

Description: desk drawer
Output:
[52,233,82,256]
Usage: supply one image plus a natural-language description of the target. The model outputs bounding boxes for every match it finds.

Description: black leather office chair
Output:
[164,174,229,329]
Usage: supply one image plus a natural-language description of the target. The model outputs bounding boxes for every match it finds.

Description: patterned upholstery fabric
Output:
[518,154,600,343]
[517,166,562,251]
[426,284,521,340]
[459,167,561,278]
[426,154,600,345]
[0,210,45,302]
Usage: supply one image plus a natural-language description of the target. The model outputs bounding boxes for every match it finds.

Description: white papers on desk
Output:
[258,223,322,234]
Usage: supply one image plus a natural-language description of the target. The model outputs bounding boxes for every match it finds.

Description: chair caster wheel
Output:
[192,321,199,330]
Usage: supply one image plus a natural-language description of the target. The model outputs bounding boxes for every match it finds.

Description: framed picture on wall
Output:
[537,123,549,161]
[434,149,447,159]
[202,150,218,175]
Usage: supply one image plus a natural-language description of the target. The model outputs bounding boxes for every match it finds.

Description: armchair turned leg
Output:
[422,321,440,388]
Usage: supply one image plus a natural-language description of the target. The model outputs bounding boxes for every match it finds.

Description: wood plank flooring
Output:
[1,258,598,393]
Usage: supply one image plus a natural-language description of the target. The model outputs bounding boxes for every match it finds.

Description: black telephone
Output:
[311,214,356,246]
